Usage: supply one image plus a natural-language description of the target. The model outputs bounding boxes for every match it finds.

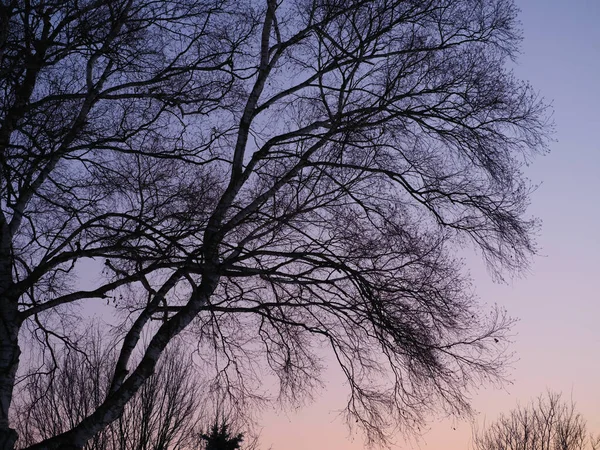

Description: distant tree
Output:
[12,334,202,450]
[472,392,600,450]
[200,421,244,450]
[0,0,551,448]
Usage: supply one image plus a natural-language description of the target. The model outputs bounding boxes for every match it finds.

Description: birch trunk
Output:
[0,298,19,450]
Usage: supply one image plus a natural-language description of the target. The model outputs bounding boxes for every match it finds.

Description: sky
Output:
[257,1,600,449]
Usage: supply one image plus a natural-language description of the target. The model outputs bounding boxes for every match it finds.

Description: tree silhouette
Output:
[473,392,600,450]
[200,422,244,450]
[0,0,551,448]
[12,333,202,450]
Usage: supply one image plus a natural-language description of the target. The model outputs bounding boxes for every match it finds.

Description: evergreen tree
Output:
[200,421,244,450]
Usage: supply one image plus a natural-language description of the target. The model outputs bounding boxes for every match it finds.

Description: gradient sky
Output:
[256,1,600,448]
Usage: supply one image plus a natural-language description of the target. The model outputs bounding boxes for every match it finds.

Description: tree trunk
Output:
[0,298,20,450]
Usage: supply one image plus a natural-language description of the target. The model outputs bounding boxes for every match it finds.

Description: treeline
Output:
[473,392,600,450]
[12,332,259,450]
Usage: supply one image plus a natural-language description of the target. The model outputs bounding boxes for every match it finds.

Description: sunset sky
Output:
[257,1,600,448]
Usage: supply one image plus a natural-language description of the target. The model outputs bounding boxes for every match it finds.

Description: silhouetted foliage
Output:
[200,421,244,450]
[472,392,600,450]
[0,0,551,448]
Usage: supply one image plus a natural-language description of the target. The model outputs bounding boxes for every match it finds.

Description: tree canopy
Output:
[473,392,600,450]
[0,0,550,448]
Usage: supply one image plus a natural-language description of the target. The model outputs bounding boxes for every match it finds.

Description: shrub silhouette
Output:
[200,421,244,450]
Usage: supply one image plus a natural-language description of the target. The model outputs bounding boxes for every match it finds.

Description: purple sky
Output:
[257,1,600,448]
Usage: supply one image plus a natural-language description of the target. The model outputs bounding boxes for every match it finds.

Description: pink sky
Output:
[257,1,600,448]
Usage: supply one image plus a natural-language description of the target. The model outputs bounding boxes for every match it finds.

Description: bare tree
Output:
[0,0,551,448]
[12,334,202,450]
[472,392,600,450]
